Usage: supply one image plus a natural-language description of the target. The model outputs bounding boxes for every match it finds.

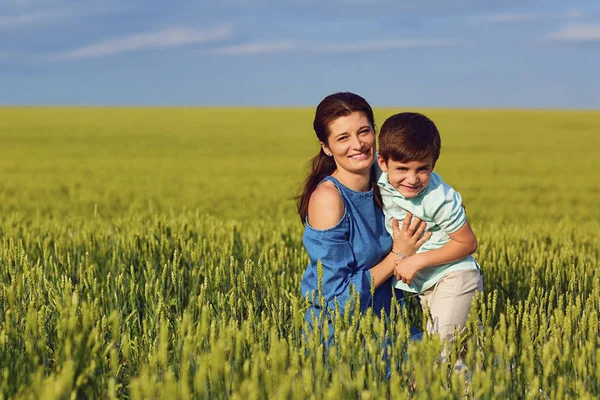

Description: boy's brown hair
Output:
[378,112,441,165]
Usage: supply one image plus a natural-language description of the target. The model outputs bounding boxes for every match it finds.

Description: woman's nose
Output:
[351,136,363,149]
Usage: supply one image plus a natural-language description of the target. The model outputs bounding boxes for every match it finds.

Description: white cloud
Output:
[3,0,63,5]
[472,10,586,25]
[1,0,116,10]
[311,39,458,54]
[212,38,457,56]
[53,26,233,61]
[214,41,296,55]
[567,10,584,19]
[0,8,73,28]
[548,23,600,42]
[471,12,536,24]
[332,0,389,3]
[0,3,131,29]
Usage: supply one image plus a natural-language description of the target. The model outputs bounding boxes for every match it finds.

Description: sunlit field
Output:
[0,107,599,398]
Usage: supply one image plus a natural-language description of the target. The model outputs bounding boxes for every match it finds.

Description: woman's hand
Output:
[391,213,431,257]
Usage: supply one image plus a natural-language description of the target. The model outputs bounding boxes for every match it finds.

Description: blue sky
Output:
[1,0,599,107]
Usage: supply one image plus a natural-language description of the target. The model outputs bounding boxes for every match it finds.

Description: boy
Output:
[376,112,483,349]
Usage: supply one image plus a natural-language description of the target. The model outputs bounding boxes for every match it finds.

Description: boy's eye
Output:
[396,167,408,171]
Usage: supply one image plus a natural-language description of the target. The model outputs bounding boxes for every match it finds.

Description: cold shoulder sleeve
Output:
[301,214,374,316]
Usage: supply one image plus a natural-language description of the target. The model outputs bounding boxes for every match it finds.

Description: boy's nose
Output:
[406,173,419,184]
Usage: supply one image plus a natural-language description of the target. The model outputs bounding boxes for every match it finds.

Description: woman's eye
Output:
[338,136,348,142]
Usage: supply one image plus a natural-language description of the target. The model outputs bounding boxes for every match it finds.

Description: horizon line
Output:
[0,104,599,112]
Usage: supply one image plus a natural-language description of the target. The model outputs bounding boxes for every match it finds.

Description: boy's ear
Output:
[377,154,388,172]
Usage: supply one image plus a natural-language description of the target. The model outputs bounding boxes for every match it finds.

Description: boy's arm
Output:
[394,220,477,285]
[394,177,476,286]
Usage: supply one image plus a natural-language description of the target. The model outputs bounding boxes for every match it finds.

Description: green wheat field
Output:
[0,108,599,399]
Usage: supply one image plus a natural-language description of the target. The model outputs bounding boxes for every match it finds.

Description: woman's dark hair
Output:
[297,92,381,224]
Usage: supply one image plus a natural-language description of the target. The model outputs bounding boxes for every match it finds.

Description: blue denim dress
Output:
[300,176,405,329]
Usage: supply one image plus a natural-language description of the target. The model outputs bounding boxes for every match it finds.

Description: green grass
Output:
[0,107,599,399]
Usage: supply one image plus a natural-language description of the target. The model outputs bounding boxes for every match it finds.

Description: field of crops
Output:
[0,107,599,399]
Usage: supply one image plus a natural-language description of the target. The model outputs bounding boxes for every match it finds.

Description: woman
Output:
[298,92,430,336]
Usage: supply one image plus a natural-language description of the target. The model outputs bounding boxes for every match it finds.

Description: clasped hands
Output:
[391,213,431,286]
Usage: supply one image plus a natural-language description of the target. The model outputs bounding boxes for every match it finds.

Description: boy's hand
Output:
[394,256,422,286]
[391,213,431,257]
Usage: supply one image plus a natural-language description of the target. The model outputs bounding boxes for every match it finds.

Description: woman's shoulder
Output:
[307,180,345,230]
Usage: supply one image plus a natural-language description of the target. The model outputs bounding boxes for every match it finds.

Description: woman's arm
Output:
[306,184,430,314]
[310,184,430,290]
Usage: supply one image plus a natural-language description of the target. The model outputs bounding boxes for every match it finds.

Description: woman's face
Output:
[321,112,375,175]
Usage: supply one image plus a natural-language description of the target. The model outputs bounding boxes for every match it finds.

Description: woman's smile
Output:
[348,149,371,160]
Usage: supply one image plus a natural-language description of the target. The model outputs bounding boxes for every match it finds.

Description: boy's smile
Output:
[377,156,434,198]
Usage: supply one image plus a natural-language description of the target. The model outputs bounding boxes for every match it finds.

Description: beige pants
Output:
[419,269,483,342]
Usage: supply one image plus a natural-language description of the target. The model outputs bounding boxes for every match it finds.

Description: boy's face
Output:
[377,155,434,198]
